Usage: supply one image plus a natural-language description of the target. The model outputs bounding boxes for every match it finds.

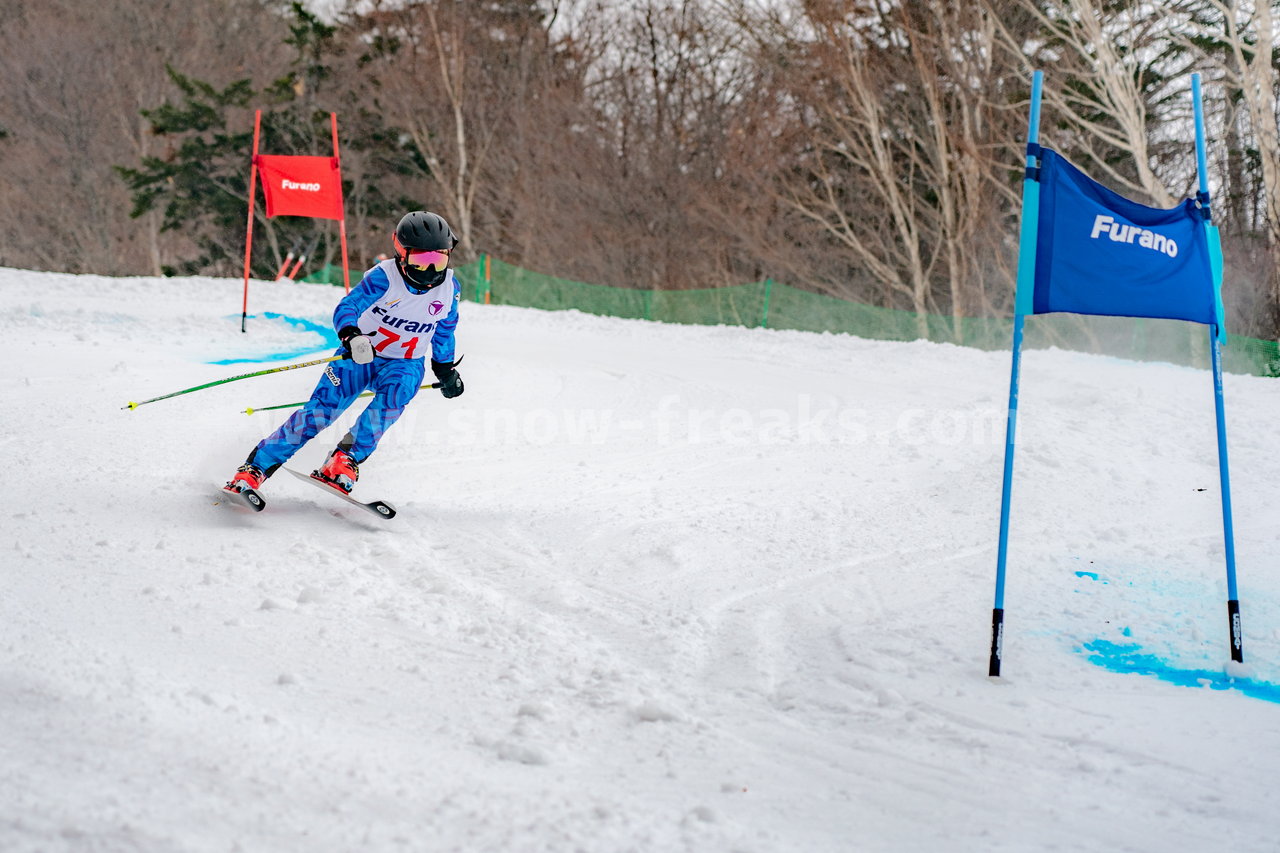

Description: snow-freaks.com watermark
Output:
[368,395,1013,449]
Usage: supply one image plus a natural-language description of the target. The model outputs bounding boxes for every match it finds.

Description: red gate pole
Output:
[241,110,262,332]
[274,249,294,280]
[331,112,351,293]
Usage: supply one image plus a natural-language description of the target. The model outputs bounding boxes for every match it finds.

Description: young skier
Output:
[225,210,464,496]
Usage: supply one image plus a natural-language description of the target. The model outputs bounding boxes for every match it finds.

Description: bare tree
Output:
[1175,0,1280,333]
[569,0,770,291]
[352,0,550,256]
[737,1,1023,336]
[0,0,289,275]
[992,0,1196,207]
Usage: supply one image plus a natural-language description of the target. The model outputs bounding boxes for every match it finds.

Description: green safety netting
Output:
[300,263,349,287]
[313,255,1280,377]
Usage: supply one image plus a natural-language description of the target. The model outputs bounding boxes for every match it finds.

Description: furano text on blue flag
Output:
[1089,215,1179,257]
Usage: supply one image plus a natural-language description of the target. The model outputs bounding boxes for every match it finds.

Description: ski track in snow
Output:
[2,268,1279,852]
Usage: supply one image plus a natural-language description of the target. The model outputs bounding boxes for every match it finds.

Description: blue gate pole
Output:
[1209,331,1243,662]
[990,70,1043,677]
[1193,73,1244,663]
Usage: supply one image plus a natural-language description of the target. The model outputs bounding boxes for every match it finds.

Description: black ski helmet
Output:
[393,210,458,290]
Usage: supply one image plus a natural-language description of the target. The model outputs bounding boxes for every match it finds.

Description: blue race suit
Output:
[248,261,460,473]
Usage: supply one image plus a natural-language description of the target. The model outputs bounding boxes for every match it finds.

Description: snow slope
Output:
[2,267,1279,852]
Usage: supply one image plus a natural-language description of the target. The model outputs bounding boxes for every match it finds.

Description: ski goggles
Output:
[394,235,450,271]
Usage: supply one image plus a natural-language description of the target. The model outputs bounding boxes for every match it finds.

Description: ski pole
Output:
[123,354,347,411]
[241,382,443,414]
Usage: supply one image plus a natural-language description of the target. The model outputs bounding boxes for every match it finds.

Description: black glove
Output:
[338,325,373,365]
[432,360,464,399]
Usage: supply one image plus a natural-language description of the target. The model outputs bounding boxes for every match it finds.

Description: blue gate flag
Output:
[990,71,1243,680]
[1026,147,1223,329]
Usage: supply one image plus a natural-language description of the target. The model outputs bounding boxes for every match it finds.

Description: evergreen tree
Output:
[116,3,410,280]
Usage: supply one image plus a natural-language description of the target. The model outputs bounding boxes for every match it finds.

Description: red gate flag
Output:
[255,155,344,221]
[240,110,352,332]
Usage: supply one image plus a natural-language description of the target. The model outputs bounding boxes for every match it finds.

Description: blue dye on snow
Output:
[1083,639,1280,704]
[212,313,339,364]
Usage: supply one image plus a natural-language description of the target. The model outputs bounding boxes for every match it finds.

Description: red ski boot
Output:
[312,449,359,494]
[225,463,265,494]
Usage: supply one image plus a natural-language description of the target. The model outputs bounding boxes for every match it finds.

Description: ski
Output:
[282,466,397,520]
[217,486,266,512]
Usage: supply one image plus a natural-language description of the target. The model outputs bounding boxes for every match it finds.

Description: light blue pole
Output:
[1193,73,1244,662]
[990,70,1043,677]
[1210,332,1242,661]
[1192,77,1209,189]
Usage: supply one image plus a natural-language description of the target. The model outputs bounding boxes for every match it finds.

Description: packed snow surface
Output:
[3,268,1279,852]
